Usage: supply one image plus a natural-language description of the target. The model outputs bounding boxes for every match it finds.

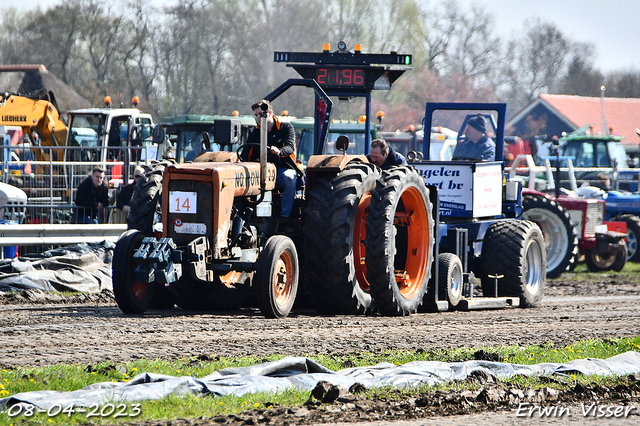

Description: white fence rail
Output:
[0,223,126,247]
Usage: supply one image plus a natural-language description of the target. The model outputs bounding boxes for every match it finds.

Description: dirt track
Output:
[1,274,639,368]
[1,274,639,426]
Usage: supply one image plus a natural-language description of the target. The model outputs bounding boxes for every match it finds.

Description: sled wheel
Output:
[366,167,434,316]
[611,214,640,262]
[303,161,380,313]
[112,230,154,314]
[257,236,299,318]
[481,220,546,308]
[522,194,578,278]
[438,253,463,309]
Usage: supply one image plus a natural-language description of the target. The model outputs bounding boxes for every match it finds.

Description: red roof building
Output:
[507,94,640,154]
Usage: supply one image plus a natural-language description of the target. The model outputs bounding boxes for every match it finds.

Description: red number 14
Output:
[175,198,190,212]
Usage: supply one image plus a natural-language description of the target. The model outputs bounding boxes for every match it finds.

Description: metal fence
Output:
[2,145,156,225]
[507,154,640,192]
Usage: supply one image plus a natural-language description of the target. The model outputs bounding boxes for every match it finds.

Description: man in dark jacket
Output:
[367,138,407,170]
[75,166,109,224]
[244,99,298,219]
[116,166,144,215]
[452,115,495,161]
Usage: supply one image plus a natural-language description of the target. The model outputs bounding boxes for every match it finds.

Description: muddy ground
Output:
[1,273,639,425]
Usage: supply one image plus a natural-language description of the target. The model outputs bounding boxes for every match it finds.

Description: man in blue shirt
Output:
[452,116,495,161]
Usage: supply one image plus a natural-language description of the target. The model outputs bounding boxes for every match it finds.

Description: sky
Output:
[3,0,639,73]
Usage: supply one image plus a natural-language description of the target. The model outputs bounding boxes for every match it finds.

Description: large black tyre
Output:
[521,194,578,278]
[256,236,299,318]
[365,167,435,316]
[611,214,640,262]
[112,230,154,314]
[481,220,546,308]
[438,253,463,310]
[127,160,174,236]
[171,271,253,311]
[303,161,380,314]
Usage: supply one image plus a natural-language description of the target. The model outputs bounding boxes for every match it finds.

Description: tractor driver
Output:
[452,116,495,162]
[243,99,297,219]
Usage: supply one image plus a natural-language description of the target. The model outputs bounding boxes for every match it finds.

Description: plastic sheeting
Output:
[0,241,114,293]
[1,351,639,411]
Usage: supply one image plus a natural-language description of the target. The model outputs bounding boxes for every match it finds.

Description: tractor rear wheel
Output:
[481,220,546,308]
[365,167,434,316]
[256,236,299,318]
[303,161,380,314]
[112,230,154,314]
[438,253,463,309]
[522,194,578,278]
[611,214,640,262]
[127,160,174,236]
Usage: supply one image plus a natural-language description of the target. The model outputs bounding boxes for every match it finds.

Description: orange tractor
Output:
[113,72,436,317]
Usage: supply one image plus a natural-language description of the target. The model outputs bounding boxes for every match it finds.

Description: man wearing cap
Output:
[116,166,145,215]
[452,116,495,162]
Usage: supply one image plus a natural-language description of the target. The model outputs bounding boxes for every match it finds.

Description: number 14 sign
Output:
[169,191,197,214]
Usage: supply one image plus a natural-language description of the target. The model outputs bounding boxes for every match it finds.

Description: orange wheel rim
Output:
[354,193,371,291]
[394,186,429,300]
[273,251,293,308]
[131,280,149,300]
[130,259,149,300]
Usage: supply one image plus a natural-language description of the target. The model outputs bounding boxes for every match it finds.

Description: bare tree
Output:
[557,42,604,97]
[500,17,573,110]
[605,70,640,98]
[445,4,502,89]
[417,0,458,73]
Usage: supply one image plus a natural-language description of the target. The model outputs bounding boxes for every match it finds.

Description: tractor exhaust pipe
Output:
[259,103,268,190]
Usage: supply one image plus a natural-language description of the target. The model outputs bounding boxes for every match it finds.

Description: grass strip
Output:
[1,336,639,425]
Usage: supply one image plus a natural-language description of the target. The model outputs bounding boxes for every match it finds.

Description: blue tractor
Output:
[411,102,546,311]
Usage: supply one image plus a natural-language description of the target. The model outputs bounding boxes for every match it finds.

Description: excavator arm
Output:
[0,93,68,161]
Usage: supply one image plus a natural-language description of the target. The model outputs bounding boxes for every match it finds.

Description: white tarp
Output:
[2,351,639,411]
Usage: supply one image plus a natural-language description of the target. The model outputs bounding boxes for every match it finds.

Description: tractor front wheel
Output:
[257,236,299,318]
[611,214,640,262]
[585,246,627,272]
[112,230,155,314]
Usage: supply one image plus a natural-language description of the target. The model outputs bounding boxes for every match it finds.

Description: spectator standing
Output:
[74,166,109,224]
[116,166,144,215]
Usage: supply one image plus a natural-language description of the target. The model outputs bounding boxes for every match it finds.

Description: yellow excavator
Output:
[0,90,68,162]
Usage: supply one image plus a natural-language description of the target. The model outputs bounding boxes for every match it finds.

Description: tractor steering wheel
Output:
[236,143,262,160]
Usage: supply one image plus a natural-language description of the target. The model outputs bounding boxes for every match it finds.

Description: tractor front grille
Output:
[584,202,604,238]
